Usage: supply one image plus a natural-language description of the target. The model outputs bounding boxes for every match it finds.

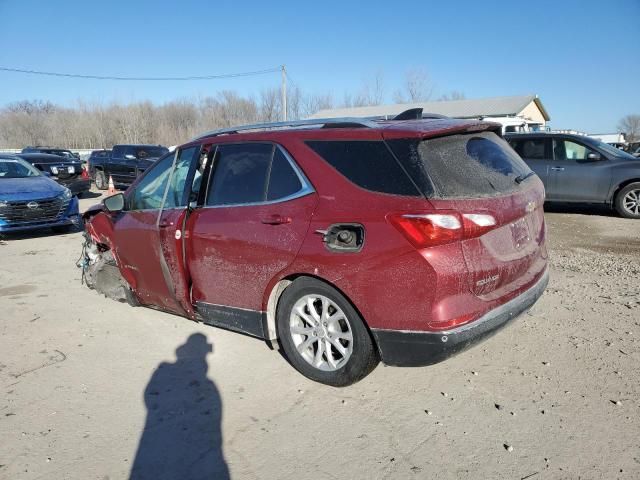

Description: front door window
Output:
[554,140,596,161]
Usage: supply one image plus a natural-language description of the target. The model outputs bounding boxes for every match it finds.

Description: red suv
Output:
[82,110,548,386]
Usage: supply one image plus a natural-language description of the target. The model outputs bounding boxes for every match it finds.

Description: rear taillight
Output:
[461,213,496,238]
[388,211,497,248]
[81,168,90,179]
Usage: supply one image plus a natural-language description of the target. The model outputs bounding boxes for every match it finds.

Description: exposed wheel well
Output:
[264,273,376,351]
[611,179,640,204]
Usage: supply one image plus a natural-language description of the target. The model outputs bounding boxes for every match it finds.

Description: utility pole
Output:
[281,64,287,122]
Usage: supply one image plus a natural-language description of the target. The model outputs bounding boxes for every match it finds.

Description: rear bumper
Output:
[372,268,549,367]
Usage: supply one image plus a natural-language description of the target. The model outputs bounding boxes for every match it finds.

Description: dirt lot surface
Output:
[1,192,639,480]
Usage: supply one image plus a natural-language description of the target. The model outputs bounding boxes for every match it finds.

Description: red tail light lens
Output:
[461,213,497,238]
[388,211,497,248]
[388,212,463,248]
[81,168,90,179]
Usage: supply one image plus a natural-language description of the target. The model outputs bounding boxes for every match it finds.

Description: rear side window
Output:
[509,138,548,159]
[305,141,420,196]
[267,148,302,201]
[207,144,308,206]
[417,132,531,198]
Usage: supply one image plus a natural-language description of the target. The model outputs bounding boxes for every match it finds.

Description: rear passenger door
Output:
[186,143,317,337]
[508,137,551,195]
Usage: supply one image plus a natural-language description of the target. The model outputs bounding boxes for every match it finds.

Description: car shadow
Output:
[129,333,229,480]
[0,222,85,241]
[78,191,103,199]
[544,202,620,218]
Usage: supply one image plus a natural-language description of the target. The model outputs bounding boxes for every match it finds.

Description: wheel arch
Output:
[611,178,640,205]
[263,273,377,351]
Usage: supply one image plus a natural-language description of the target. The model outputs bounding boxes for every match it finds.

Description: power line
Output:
[0,66,281,81]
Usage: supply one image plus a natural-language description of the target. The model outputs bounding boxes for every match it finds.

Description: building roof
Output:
[310,94,550,122]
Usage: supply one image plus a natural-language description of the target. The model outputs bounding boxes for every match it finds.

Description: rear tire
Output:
[276,277,379,386]
[95,171,107,190]
[614,182,640,219]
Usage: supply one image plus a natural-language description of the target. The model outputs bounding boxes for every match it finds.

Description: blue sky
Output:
[0,0,638,132]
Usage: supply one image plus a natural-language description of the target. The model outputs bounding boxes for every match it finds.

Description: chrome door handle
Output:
[261,215,291,225]
[550,167,565,171]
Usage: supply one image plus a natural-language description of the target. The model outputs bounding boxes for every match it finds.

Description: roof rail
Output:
[193,117,380,141]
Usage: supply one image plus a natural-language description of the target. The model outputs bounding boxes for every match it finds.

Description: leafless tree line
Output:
[0,70,465,149]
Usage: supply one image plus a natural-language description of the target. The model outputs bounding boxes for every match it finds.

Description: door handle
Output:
[261,215,291,225]
[550,167,565,171]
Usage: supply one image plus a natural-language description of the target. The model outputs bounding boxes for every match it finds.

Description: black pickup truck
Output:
[88,144,169,190]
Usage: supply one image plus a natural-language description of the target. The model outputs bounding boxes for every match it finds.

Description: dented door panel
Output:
[187,194,317,311]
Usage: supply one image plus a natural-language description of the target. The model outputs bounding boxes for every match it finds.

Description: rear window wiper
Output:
[515,171,535,184]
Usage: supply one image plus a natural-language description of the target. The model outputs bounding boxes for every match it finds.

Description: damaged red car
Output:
[81,110,548,386]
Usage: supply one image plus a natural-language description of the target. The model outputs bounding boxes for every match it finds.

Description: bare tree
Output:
[393,68,434,104]
[618,115,640,142]
[343,71,386,108]
[259,88,281,122]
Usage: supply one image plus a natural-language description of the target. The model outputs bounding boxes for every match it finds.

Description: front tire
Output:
[276,277,379,386]
[95,171,107,190]
[615,182,640,219]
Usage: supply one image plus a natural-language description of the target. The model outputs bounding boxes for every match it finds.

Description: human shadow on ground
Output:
[130,333,230,480]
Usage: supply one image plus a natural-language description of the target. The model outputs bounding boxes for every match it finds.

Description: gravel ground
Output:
[1,193,639,480]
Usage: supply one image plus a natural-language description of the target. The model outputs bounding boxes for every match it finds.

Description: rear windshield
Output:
[130,146,168,159]
[389,131,532,198]
[114,146,169,159]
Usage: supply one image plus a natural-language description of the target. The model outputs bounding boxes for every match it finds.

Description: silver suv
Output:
[506,133,640,219]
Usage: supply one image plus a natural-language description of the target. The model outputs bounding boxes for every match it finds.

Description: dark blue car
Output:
[0,154,80,233]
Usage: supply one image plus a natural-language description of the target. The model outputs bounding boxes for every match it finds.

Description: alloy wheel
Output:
[622,189,640,216]
[289,294,354,372]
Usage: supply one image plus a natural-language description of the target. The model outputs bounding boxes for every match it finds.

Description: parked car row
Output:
[0,143,171,235]
[87,144,169,190]
[0,154,80,233]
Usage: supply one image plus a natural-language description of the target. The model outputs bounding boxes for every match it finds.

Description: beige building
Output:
[310,94,550,133]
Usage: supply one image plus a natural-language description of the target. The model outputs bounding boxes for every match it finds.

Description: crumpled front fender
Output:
[84,211,115,249]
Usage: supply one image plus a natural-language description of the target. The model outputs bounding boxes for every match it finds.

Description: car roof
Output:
[113,144,167,148]
[504,132,589,140]
[188,117,501,147]
[24,147,73,151]
[17,153,79,162]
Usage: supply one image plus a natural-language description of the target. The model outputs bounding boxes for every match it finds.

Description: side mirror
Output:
[586,152,602,162]
[103,192,125,213]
